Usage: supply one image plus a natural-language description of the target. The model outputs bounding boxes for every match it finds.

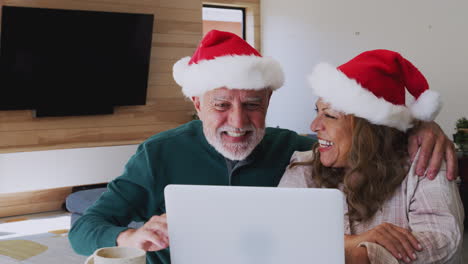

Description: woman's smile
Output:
[318,138,334,152]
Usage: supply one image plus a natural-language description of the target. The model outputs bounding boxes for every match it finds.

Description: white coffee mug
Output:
[85,247,146,264]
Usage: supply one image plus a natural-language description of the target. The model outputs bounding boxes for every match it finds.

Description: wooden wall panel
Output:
[0,187,72,217]
[0,0,203,153]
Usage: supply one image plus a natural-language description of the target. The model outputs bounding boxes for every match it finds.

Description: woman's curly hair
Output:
[292,116,410,222]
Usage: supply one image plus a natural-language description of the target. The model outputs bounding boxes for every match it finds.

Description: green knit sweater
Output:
[69,120,314,264]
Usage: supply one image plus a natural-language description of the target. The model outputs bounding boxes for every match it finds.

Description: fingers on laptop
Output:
[141,214,170,251]
[140,229,168,251]
[147,215,169,234]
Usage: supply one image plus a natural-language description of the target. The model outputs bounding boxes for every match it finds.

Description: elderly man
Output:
[69,30,457,264]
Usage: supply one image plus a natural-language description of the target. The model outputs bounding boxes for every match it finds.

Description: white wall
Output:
[0,145,137,193]
[263,0,468,136]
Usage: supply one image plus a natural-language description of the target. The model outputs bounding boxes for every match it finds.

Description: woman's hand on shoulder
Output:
[345,222,422,263]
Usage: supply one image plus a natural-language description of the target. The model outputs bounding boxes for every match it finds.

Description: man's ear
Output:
[192,96,201,113]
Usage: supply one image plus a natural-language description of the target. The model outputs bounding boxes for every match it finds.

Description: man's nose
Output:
[228,105,248,128]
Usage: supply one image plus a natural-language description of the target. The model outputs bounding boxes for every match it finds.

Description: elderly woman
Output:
[279,50,464,264]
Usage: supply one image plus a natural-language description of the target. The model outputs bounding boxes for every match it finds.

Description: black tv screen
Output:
[0,6,154,117]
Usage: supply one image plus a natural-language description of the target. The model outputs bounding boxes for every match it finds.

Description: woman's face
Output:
[311,99,353,168]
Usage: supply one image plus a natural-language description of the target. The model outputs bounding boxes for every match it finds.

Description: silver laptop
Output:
[164,185,344,264]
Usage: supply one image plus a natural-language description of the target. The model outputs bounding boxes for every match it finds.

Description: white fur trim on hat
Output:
[309,63,414,131]
[410,90,441,121]
[173,55,284,97]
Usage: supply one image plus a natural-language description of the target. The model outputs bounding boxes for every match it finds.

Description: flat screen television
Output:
[0,6,154,117]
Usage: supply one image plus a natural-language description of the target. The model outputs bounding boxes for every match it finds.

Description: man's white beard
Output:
[204,124,265,161]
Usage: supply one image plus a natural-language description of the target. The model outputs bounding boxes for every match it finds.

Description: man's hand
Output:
[116,214,169,252]
[408,121,458,180]
[345,223,422,263]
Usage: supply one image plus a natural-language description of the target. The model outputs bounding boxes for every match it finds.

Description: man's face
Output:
[192,87,272,160]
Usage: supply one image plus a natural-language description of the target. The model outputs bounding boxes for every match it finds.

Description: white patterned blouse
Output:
[278,150,464,264]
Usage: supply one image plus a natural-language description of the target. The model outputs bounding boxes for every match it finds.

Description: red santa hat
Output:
[173,30,284,97]
[308,49,441,131]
